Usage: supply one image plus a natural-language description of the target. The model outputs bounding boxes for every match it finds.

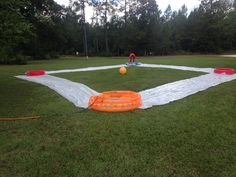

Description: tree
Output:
[60,6,83,55]
[2,0,236,64]
[22,0,70,58]
[171,5,188,51]
[124,0,127,26]
[159,5,173,54]
[71,0,89,58]
[108,15,124,55]
[186,0,233,53]
[0,0,32,64]
[163,5,172,21]
[91,0,120,54]
[126,0,161,55]
[227,0,236,48]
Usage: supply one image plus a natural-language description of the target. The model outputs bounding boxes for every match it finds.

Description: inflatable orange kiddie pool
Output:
[88,91,142,112]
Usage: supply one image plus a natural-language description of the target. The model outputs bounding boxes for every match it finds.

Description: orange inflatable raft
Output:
[88,91,142,112]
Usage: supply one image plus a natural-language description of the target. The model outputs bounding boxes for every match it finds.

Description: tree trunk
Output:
[125,0,127,26]
[105,0,109,53]
[96,38,99,53]
[82,0,88,59]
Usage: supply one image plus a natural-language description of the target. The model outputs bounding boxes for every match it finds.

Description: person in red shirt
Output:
[129,53,136,63]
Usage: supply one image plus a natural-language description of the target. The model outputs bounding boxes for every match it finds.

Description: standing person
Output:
[129,52,136,63]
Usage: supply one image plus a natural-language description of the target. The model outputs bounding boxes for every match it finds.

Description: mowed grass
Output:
[1,55,236,177]
[54,67,203,92]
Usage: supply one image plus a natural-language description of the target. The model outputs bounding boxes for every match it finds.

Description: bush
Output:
[0,50,8,64]
[14,54,28,65]
[173,50,193,55]
[31,51,60,60]
[97,52,113,57]
[7,54,28,65]
[49,51,59,59]
[0,52,28,65]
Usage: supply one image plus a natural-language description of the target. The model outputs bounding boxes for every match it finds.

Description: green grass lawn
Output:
[54,67,203,92]
[1,55,236,177]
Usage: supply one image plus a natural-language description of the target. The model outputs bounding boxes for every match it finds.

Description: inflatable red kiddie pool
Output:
[214,68,235,75]
[26,70,46,76]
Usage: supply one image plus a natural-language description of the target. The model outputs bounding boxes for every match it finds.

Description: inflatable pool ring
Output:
[214,68,235,75]
[88,91,142,112]
[26,70,46,76]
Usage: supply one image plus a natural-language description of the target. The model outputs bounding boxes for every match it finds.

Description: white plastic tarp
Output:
[16,63,236,110]
[138,64,213,73]
[45,63,213,74]
[46,64,125,74]
[139,73,236,109]
[16,75,99,108]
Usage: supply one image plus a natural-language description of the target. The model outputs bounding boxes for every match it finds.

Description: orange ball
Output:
[119,67,127,75]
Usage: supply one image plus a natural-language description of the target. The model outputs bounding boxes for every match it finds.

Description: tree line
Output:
[0,0,236,64]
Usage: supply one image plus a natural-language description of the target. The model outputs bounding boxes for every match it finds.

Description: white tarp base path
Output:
[45,63,213,74]
[138,63,213,73]
[139,73,236,109]
[16,64,236,110]
[16,75,99,108]
[46,64,125,74]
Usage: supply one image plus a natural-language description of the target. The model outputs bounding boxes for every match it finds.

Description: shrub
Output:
[0,51,28,65]
[49,51,59,59]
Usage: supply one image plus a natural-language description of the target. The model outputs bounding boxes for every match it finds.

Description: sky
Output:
[55,0,200,21]
[156,0,200,13]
